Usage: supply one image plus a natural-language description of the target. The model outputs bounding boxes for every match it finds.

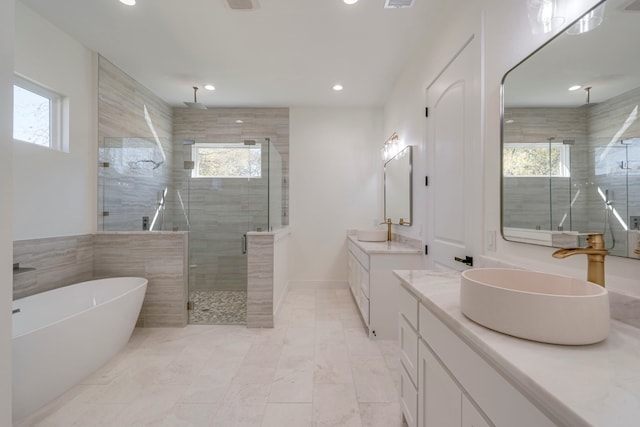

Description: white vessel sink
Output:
[460,268,610,345]
[356,229,387,242]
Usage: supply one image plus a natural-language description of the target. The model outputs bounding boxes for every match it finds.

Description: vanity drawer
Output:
[359,264,370,298]
[399,314,419,385]
[400,362,418,427]
[359,289,370,325]
[349,240,370,271]
[419,303,555,427]
[399,285,419,329]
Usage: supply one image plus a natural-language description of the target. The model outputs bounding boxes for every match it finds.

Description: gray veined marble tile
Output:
[312,383,362,427]
[19,285,405,426]
[351,356,399,403]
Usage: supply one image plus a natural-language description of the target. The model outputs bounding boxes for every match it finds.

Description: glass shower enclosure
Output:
[502,136,638,258]
[99,136,284,325]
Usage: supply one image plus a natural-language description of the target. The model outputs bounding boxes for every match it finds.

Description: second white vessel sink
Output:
[356,229,387,242]
[460,268,610,345]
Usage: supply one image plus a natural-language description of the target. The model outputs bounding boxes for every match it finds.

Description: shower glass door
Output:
[589,139,631,257]
[181,139,269,325]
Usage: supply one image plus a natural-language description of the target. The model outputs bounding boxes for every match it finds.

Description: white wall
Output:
[0,0,14,422]
[13,3,96,241]
[289,107,383,284]
[385,0,640,294]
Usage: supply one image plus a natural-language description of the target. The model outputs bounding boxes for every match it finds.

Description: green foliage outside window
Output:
[503,143,568,177]
[194,143,262,178]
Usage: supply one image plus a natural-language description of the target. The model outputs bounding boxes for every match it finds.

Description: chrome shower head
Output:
[184,86,207,110]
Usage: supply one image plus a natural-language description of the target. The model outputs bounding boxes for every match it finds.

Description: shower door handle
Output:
[241,234,247,255]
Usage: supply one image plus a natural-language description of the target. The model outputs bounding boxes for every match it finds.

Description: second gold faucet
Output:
[380,218,392,241]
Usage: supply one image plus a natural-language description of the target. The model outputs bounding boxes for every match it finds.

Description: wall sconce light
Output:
[382,132,401,161]
[566,3,605,35]
[526,0,565,35]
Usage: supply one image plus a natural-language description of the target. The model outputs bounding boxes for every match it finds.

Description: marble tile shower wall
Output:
[246,229,291,328]
[93,232,188,327]
[587,87,640,255]
[97,55,174,231]
[13,235,93,300]
[172,107,289,225]
[247,232,275,328]
[503,177,586,231]
[172,108,289,292]
[184,178,268,291]
[502,107,589,231]
[13,233,188,327]
[503,91,640,257]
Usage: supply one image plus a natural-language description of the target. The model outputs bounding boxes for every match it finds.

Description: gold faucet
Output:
[552,233,609,287]
[380,218,392,241]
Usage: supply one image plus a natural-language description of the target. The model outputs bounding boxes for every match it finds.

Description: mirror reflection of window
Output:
[501,0,640,259]
[503,142,570,177]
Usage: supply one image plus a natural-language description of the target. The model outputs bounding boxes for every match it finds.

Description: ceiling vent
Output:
[384,0,414,8]
[225,0,259,10]
[623,0,640,11]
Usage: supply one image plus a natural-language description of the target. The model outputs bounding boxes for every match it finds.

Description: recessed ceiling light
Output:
[569,85,582,91]
[332,84,343,91]
[120,0,136,6]
[235,119,244,124]
[343,0,359,4]
[204,84,215,91]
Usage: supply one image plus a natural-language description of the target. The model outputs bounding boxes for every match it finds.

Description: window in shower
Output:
[192,142,262,178]
[13,75,66,151]
[503,142,570,177]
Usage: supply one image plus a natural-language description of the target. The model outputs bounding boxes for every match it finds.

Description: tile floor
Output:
[16,287,407,427]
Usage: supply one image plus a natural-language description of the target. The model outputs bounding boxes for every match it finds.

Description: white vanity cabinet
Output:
[418,339,461,427]
[462,396,492,427]
[347,238,422,339]
[398,284,555,427]
[348,241,370,325]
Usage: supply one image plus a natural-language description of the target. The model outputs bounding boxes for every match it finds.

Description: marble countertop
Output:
[348,235,422,255]
[96,230,188,235]
[394,269,640,427]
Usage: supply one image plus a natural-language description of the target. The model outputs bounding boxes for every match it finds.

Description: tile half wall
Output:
[13,232,188,327]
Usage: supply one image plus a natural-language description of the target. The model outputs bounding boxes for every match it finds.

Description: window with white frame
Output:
[503,142,571,177]
[13,76,64,150]
[192,142,262,178]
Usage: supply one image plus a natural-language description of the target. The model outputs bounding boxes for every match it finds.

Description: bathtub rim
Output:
[12,276,148,339]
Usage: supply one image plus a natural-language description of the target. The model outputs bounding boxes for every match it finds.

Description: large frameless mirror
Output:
[501,0,640,259]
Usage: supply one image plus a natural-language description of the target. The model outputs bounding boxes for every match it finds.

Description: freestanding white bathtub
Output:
[12,277,147,422]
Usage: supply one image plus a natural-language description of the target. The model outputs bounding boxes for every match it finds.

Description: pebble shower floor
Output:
[189,290,247,325]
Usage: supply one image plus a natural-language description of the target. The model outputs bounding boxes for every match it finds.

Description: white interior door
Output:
[426,37,482,271]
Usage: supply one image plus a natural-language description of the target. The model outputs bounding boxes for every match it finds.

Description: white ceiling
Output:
[20,0,445,108]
